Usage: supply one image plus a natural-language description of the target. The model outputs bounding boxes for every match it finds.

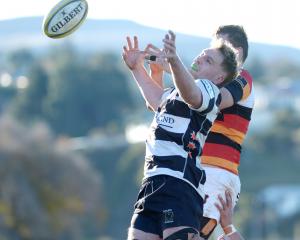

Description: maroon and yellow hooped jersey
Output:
[201,69,254,175]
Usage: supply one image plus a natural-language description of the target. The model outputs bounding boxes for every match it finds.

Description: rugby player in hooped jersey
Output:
[199,25,254,239]
[122,30,237,240]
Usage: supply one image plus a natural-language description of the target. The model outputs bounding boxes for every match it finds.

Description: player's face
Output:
[190,48,226,84]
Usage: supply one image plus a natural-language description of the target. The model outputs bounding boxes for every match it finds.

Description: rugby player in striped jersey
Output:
[122,30,237,240]
[145,25,254,240]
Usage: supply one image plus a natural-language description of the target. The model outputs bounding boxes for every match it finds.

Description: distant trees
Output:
[9,45,135,137]
[5,49,35,77]
[246,56,300,83]
[12,64,49,122]
[0,117,105,240]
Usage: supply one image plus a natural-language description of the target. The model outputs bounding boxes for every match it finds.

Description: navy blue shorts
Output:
[130,175,204,237]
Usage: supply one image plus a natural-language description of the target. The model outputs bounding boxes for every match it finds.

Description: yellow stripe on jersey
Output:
[201,156,239,174]
[210,123,245,145]
[242,82,251,101]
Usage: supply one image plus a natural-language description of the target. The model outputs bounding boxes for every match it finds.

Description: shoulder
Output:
[238,69,253,90]
[195,79,220,99]
[191,79,221,113]
[224,69,253,103]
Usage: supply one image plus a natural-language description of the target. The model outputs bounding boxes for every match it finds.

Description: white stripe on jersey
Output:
[146,140,188,158]
[151,112,191,134]
[204,106,219,123]
[197,131,207,149]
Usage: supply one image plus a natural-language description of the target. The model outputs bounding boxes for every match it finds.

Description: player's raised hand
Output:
[144,44,171,74]
[162,30,178,61]
[122,36,145,70]
[215,190,234,228]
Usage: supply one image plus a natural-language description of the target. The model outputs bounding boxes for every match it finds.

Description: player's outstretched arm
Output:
[122,36,164,111]
[163,30,203,109]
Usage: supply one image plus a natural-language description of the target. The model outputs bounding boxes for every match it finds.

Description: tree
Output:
[6,49,35,77]
[43,46,134,136]
[11,63,49,122]
[0,117,105,240]
[10,45,136,137]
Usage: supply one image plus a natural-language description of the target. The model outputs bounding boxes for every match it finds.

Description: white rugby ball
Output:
[43,0,88,39]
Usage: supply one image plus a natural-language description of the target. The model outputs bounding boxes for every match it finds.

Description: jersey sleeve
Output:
[191,79,220,114]
[224,70,253,103]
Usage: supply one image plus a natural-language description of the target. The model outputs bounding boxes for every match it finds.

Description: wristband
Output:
[223,224,237,236]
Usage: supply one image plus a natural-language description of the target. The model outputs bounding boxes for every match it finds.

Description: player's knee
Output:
[165,227,199,240]
[199,217,217,239]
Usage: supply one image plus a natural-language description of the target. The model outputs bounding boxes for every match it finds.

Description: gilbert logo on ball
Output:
[43,0,88,39]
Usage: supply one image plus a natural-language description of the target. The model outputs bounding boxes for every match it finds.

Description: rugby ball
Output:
[43,0,88,39]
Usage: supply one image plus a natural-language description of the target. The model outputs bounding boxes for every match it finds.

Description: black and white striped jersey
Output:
[144,79,221,198]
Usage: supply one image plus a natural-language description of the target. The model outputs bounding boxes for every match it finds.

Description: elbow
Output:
[146,102,154,111]
[146,100,160,112]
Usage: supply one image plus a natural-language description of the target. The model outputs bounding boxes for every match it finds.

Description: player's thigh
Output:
[164,226,203,240]
[129,176,168,238]
[128,227,162,240]
[203,168,241,221]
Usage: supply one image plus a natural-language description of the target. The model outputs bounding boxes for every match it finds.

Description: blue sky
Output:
[1,0,299,49]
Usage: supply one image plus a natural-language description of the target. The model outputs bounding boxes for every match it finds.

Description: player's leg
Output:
[200,167,241,239]
[164,226,204,240]
[160,176,205,240]
[128,226,162,240]
[128,176,167,240]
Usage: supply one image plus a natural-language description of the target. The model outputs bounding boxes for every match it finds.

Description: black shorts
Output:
[130,175,204,237]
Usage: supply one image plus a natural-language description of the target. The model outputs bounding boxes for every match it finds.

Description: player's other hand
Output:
[144,44,171,74]
[122,36,145,70]
[215,190,234,228]
[162,30,178,62]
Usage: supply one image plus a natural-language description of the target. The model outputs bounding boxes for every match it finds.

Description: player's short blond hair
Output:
[212,39,238,87]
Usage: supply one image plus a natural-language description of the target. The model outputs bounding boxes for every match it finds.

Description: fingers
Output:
[121,52,125,60]
[144,44,151,52]
[218,194,227,209]
[163,30,176,44]
[145,44,163,56]
[126,36,139,50]
[215,202,222,212]
[147,44,161,52]
[168,30,176,41]
[163,30,176,55]
[225,190,233,208]
[145,49,160,57]
[133,36,138,49]
[126,36,133,50]
[163,41,176,55]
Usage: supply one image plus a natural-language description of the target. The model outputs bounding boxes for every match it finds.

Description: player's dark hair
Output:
[214,25,248,62]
